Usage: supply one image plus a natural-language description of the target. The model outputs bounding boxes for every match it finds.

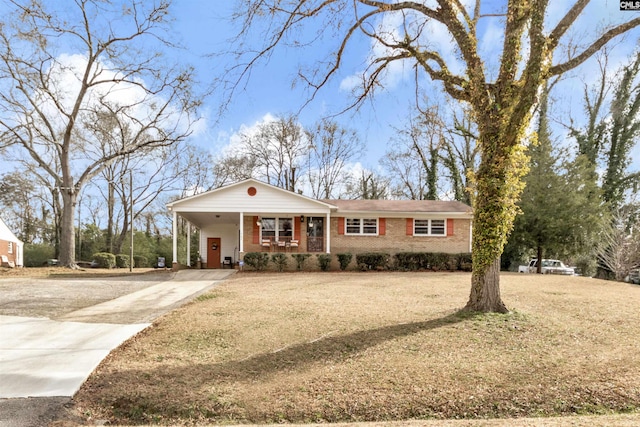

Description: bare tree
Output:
[383,108,445,200]
[344,168,390,200]
[212,153,258,188]
[306,119,363,199]
[227,0,640,312]
[0,0,199,267]
[237,114,307,191]
[597,209,640,281]
[440,107,479,205]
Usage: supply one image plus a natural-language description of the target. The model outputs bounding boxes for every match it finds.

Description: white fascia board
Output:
[335,210,472,219]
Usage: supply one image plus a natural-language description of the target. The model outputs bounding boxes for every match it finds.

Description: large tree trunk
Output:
[465,257,507,313]
[58,191,77,268]
[536,246,544,274]
[463,111,527,313]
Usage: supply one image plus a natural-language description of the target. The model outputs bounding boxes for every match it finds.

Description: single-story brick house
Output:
[0,216,23,268]
[167,179,473,269]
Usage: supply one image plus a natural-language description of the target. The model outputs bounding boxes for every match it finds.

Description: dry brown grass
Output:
[0,266,158,277]
[73,272,640,426]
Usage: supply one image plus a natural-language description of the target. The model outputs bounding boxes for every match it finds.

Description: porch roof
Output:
[167,179,335,228]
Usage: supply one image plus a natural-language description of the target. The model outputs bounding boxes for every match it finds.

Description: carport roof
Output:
[166,179,335,228]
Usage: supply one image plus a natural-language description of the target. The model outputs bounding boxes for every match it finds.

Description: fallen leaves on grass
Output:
[75,272,640,425]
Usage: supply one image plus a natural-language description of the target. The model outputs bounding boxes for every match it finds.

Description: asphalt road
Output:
[0,269,235,427]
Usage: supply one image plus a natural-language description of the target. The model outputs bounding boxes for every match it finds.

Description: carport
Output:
[166,179,334,269]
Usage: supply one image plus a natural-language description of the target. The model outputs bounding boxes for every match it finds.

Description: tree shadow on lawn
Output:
[217,309,468,381]
[96,310,470,392]
[88,310,474,421]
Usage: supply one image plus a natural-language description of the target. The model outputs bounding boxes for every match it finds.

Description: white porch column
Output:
[239,211,244,253]
[172,210,178,267]
[326,212,331,253]
[186,221,191,267]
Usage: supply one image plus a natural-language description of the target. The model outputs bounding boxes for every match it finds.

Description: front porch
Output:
[167,180,335,270]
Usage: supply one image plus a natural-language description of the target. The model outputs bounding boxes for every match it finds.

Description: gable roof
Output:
[166,179,473,223]
[0,216,22,243]
[168,179,334,210]
[324,199,472,216]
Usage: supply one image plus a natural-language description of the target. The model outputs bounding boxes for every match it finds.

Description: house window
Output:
[346,218,378,235]
[261,217,293,241]
[8,242,13,254]
[414,219,446,236]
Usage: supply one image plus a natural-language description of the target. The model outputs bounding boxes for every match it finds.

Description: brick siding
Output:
[0,239,18,266]
[330,217,471,255]
[242,216,471,255]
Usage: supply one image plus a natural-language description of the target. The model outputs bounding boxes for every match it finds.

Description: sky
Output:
[164,0,640,172]
[0,0,637,180]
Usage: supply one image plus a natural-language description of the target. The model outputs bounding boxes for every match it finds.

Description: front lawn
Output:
[73,272,640,425]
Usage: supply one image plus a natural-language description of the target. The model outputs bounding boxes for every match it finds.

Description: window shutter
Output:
[338,217,345,235]
[379,218,386,235]
[253,216,260,244]
[447,218,454,236]
[406,218,413,235]
[294,216,301,240]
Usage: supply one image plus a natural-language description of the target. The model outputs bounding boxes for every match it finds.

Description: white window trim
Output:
[8,241,13,254]
[345,217,379,236]
[261,216,295,241]
[413,218,447,237]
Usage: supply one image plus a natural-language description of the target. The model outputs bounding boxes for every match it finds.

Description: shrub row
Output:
[241,251,472,272]
[90,253,149,268]
[394,252,473,271]
[242,252,335,272]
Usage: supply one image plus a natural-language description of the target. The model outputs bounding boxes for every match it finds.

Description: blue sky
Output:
[169,0,409,167]
[169,1,639,169]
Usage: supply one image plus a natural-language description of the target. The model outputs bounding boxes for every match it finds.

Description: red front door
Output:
[207,237,221,269]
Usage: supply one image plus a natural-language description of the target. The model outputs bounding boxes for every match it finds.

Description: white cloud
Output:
[31,53,195,142]
[216,113,277,157]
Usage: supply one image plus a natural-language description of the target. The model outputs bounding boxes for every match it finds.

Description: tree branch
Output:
[550,17,640,76]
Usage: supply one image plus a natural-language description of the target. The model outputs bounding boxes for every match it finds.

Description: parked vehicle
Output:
[518,259,575,275]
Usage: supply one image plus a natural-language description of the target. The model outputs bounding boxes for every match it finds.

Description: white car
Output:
[518,259,575,275]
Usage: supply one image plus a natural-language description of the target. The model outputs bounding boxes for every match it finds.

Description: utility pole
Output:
[129,169,133,272]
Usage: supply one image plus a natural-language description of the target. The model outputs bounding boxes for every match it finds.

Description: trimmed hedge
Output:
[116,254,131,268]
[240,251,472,272]
[337,253,353,271]
[243,252,269,271]
[394,252,473,271]
[271,252,288,272]
[134,255,149,268]
[93,252,116,269]
[356,252,390,270]
[291,253,311,271]
[316,254,332,271]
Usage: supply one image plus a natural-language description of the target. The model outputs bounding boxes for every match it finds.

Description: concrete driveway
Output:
[0,269,235,426]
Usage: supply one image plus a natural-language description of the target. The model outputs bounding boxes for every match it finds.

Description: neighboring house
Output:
[0,216,23,268]
[167,179,473,269]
